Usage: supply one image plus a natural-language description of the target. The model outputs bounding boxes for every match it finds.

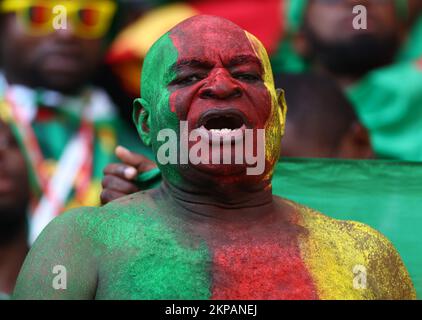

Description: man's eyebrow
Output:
[227,55,262,68]
[172,59,214,72]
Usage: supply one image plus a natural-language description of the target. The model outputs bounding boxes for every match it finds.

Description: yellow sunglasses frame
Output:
[0,0,117,39]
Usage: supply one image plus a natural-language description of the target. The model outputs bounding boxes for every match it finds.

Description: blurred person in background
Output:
[0,0,152,242]
[293,0,406,87]
[0,119,30,299]
[274,0,422,161]
[276,73,374,159]
[273,0,422,74]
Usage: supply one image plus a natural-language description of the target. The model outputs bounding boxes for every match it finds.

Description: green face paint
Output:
[134,32,183,185]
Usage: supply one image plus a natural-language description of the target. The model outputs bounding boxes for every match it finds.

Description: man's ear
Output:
[276,88,288,136]
[337,122,375,159]
[133,98,152,147]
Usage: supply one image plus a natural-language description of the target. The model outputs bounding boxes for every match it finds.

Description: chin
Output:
[191,162,247,176]
[183,162,270,188]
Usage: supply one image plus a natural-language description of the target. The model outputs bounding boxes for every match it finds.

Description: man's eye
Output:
[174,75,204,86]
[233,73,261,82]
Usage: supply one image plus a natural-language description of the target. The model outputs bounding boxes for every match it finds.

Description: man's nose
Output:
[199,70,242,100]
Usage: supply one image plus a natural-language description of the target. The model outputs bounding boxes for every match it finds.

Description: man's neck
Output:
[160,179,275,223]
[0,226,28,295]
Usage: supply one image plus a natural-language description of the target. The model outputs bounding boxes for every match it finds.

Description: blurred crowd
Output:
[0,0,422,298]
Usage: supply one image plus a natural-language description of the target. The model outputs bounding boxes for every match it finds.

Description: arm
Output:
[13,208,98,300]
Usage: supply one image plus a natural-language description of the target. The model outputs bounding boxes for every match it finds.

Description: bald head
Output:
[134,15,286,187]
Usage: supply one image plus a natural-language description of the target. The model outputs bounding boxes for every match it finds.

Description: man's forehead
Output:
[172,53,263,71]
[141,15,272,92]
[168,15,260,64]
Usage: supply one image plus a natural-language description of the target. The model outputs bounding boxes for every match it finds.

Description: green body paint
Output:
[14,190,212,299]
[76,193,212,299]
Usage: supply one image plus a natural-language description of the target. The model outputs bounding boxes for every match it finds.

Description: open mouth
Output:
[195,109,250,142]
[203,114,244,131]
[197,109,250,129]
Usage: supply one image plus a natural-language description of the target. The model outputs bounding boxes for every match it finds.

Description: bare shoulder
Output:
[13,190,165,299]
[281,198,416,299]
[13,206,100,299]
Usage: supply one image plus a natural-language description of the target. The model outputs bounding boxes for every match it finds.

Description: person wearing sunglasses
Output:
[0,0,117,93]
[0,0,152,243]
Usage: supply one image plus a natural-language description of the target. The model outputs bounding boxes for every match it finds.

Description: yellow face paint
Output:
[245,31,287,182]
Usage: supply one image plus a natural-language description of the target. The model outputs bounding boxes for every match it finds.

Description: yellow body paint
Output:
[290,201,416,299]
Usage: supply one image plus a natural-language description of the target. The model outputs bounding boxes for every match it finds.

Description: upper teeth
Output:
[209,128,238,133]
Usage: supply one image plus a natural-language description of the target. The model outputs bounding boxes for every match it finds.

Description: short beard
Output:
[303,23,400,78]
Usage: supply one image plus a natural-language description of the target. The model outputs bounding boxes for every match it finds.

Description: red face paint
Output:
[165,16,274,182]
[168,16,271,127]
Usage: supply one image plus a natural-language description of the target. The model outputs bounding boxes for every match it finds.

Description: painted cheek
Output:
[243,84,272,126]
[169,83,203,120]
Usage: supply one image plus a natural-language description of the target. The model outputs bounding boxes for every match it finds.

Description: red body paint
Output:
[210,239,318,300]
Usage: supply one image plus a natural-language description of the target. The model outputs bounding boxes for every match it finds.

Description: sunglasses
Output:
[0,0,117,39]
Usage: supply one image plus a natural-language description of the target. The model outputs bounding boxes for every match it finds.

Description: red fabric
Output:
[189,0,285,54]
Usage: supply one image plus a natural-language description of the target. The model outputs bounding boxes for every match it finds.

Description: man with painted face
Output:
[13,16,415,300]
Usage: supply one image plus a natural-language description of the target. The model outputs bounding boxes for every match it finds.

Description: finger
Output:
[102,175,140,194]
[103,163,138,180]
[100,189,127,205]
[115,146,157,173]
